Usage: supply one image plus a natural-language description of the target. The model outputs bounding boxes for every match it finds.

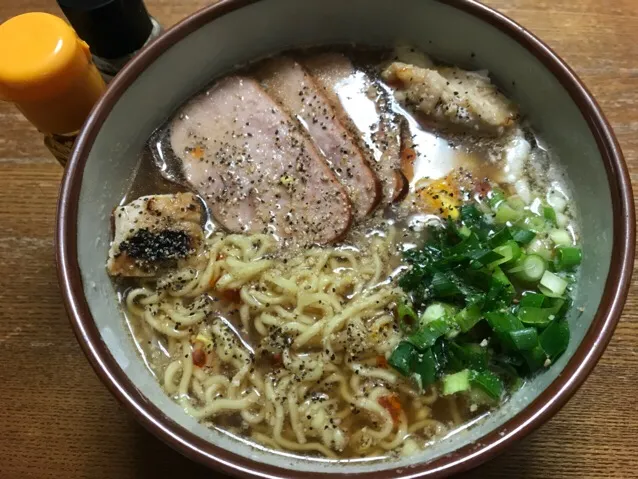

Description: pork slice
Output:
[302,53,404,203]
[256,56,381,219]
[382,62,518,135]
[169,76,352,245]
[107,193,204,277]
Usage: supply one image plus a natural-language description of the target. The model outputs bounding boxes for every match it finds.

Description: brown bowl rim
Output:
[55,0,635,477]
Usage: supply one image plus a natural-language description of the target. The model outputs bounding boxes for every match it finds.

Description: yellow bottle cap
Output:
[0,12,106,135]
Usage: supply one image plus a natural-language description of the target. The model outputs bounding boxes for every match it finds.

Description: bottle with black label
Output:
[57,0,163,82]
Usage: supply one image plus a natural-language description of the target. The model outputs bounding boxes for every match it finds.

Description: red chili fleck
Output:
[192,348,206,367]
[378,394,402,424]
[220,289,241,303]
[474,179,492,198]
[376,355,389,369]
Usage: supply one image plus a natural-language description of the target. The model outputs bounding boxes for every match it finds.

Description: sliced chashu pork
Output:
[302,53,406,203]
[256,56,381,219]
[169,76,352,245]
[107,193,204,277]
[382,61,518,135]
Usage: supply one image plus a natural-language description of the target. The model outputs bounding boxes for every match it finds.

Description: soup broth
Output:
[109,46,580,460]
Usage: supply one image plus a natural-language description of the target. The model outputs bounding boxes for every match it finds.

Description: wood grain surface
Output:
[0,1,636,478]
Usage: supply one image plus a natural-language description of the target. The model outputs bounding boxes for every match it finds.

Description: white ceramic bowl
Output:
[56,0,634,477]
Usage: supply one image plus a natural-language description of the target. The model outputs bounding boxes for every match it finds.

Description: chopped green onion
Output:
[470,370,504,400]
[489,227,513,247]
[518,306,553,326]
[507,195,526,210]
[508,254,546,283]
[388,342,415,376]
[509,328,540,350]
[510,226,536,245]
[421,303,456,324]
[485,311,523,333]
[522,345,547,372]
[458,225,472,238]
[549,229,572,246]
[448,342,489,371]
[523,215,547,233]
[410,348,438,389]
[408,318,450,350]
[491,240,522,266]
[494,202,523,224]
[460,204,483,223]
[397,301,418,330]
[431,271,461,298]
[468,387,499,406]
[539,319,570,360]
[539,271,568,297]
[543,206,557,225]
[520,292,548,308]
[485,267,515,307]
[455,304,482,332]
[549,297,570,320]
[555,246,582,270]
[488,189,506,209]
[442,369,470,395]
[469,248,505,268]
[397,190,579,395]
[526,238,553,261]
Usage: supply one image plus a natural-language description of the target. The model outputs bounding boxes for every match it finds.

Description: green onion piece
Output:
[431,271,461,298]
[485,311,524,333]
[549,297,570,320]
[442,369,471,395]
[539,271,568,297]
[485,267,516,307]
[526,238,553,261]
[523,215,547,233]
[458,225,472,238]
[539,319,570,360]
[518,306,553,326]
[455,304,483,332]
[410,348,438,389]
[510,226,536,245]
[555,246,582,270]
[469,248,505,269]
[460,203,483,223]
[491,240,522,266]
[489,227,513,247]
[488,189,506,209]
[469,370,504,400]
[507,195,526,210]
[408,318,450,350]
[522,345,547,372]
[509,328,540,351]
[520,292,548,308]
[421,303,456,324]
[509,254,546,283]
[397,300,418,330]
[448,342,489,371]
[549,229,572,246]
[495,202,523,224]
[388,342,415,376]
[543,206,557,225]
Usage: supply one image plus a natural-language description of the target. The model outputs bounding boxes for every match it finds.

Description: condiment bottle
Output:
[57,0,163,82]
[0,12,106,167]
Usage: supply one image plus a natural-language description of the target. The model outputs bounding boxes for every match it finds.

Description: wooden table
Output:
[1,1,636,477]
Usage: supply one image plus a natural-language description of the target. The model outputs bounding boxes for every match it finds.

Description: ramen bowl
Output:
[56,0,635,477]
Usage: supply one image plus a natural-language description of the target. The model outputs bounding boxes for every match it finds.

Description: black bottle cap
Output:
[57,0,153,59]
